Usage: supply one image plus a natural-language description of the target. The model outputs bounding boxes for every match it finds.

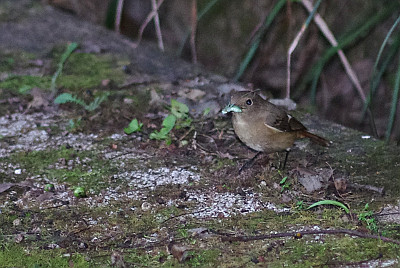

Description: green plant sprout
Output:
[279,176,290,192]
[124,119,143,134]
[202,107,211,116]
[149,114,176,144]
[54,92,109,112]
[295,200,305,210]
[150,99,192,144]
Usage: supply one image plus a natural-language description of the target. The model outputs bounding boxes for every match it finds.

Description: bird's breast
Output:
[232,113,296,153]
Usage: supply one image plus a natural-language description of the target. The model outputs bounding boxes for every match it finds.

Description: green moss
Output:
[0,75,51,91]
[211,158,235,171]
[186,249,220,267]
[128,211,159,233]
[0,244,89,267]
[57,53,126,90]
[125,250,168,266]
[0,52,126,92]
[331,135,400,198]
[6,146,116,192]
[268,236,399,267]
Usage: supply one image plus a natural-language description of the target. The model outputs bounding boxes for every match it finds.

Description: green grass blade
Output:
[307,200,350,213]
[360,34,400,121]
[304,0,322,27]
[385,55,400,142]
[362,16,400,118]
[233,0,286,81]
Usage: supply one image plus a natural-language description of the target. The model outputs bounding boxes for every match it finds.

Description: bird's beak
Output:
[222,103,242,114]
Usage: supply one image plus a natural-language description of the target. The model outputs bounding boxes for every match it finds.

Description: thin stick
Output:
[151,0,164,51]
[114,0,124,33]
[134,0,165,49]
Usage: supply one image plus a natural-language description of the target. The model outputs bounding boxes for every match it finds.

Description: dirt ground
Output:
[1,1,400,267]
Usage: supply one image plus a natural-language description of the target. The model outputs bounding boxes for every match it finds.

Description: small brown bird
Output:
[222,91,329,169]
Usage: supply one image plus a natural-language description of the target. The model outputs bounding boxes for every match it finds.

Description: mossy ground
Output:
[1,44,400,267]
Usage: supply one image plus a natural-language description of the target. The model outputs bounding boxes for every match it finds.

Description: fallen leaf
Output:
[27,87,50,109]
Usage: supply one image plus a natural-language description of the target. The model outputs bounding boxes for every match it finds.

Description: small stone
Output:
[15,233,24,243]
[79,242,88,249]
[14,169,22,175]
[141,202,151,211]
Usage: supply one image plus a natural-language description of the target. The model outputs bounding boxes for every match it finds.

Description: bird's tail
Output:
[299,131,331,147]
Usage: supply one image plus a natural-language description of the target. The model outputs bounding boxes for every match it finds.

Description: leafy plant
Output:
[124,119,143,134]
[149,114,176,144]
[54,92,109,112]
[279,176,290,192]
[358,203,378,232]
[170,99,192,129]
[150,99,191,144]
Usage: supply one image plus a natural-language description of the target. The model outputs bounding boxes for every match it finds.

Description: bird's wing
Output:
[264,104,306,132]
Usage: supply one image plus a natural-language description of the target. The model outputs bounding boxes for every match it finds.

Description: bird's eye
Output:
[246,99,252,105]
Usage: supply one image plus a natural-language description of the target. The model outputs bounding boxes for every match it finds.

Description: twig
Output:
[134,0,165,49]
[115,0,124,33]
[219,229,400,245]
[151,0,164,51]
[178,126,195,141]
[347,182,385,195]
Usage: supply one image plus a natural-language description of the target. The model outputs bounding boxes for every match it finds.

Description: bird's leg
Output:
[239,151,262,173]
[279,149,290,170]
